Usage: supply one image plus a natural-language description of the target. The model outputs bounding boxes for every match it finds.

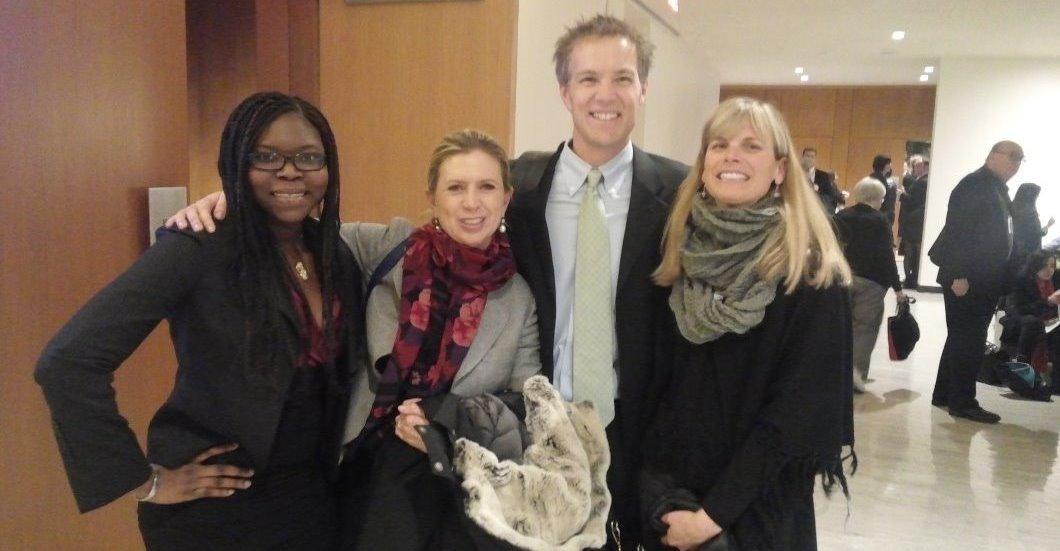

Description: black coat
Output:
[35,220,364,513]
[898,175,928,244]
[810,169,840,214]
[834,203,902,291]
[873,172,898,226]
[1012,207,1044,261]
[641,284,854,550]
[928,166,1014,294]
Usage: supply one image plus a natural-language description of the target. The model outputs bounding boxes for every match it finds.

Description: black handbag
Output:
[887,297,920,360]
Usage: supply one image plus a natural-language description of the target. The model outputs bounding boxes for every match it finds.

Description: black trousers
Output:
[903,242,921,287]
[601,401,642,550]
[934,287,1000,410]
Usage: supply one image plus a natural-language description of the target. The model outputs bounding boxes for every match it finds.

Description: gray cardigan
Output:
[340,218,541,446]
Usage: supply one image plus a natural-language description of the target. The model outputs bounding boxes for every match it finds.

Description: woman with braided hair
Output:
[35,92,364,549]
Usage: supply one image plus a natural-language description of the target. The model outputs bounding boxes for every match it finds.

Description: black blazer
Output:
[873,172,898,226]
[928,166,1013,294]
[35,220,364,513]
[506,143,686,453]
[811,169,840,214]
[898,175,928,244]
[834,203,902,291]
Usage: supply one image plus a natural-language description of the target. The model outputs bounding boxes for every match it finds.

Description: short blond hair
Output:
[553,14,654,86]
[426,129,511,193]
[654,97,851,293]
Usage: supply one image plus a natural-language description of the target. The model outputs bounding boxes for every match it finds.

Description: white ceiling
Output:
[648,0,1060,85]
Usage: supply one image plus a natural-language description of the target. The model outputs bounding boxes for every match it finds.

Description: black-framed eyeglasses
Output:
[248,151,327,172]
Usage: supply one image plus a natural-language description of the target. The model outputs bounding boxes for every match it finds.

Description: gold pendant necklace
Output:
[294,261,309,281]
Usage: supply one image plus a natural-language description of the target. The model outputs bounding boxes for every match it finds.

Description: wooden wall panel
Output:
[721,85,936,195]
[186,0,258,200]
[0,1,189,548]
[320,0,517,223]
[186,0,321,200]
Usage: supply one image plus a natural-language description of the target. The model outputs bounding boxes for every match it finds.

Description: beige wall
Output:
[320,0,517,223]
[626,1,718,165]
[186,0,321,200]
[0,1,189,548]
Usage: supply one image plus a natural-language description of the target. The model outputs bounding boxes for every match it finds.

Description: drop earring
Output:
[772,181,782,198]
[698,185,709,199]
[431,217,441,231]
[499,217,507,233]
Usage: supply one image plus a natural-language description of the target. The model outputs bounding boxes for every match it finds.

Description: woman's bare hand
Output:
[137,443,254,504]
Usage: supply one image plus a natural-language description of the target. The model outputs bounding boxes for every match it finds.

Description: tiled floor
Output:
[815,290,1060,550]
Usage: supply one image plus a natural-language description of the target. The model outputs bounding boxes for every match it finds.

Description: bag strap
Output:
[366,238,409,297]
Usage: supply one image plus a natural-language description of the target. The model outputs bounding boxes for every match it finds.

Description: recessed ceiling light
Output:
[795,67,804,74]
[891,30,906,40]
[668,0,679,12]
[800,74,810,82]
[924,65,935,73]
[919,74,929,82]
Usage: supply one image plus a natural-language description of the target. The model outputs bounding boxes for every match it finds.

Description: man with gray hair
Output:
[899,155,930,287]
[928,140,1023,424]
[835,178,906,392]
[506,14,688,548]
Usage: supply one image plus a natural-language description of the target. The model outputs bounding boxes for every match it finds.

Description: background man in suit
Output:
[871,154,898,228]
[505,14,687,548]
[898,155,929,287]
[801,147,842,214]
[928,140,1023,424]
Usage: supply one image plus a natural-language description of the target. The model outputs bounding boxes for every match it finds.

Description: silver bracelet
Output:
[138,464,161,502]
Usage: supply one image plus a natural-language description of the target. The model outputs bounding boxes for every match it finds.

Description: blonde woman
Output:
[639,97,854,551]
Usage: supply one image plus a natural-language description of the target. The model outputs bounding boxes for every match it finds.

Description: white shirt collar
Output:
[557,140,634,197]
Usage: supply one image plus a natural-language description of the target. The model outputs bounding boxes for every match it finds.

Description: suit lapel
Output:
[617,146,669,293]
[525,145,562,300]
[452,292,510,386]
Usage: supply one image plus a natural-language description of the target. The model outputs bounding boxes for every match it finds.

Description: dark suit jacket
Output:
[811,168,840,214]
[834,203,902,291]
[506,142,686,458]
[928,166,1014,294]
[898,175,928,244]
[873,172,898,226]
[35,220,364,513]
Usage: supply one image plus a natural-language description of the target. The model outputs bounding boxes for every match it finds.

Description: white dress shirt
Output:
[545,141,633,401]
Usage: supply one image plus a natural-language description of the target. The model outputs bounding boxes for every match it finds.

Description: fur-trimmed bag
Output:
[454,375,611,551]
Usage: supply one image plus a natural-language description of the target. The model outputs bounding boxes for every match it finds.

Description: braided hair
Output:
[217,92,343,386]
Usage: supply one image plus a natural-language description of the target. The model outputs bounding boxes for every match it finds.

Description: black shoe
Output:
[931,399,947,409]
[950,405,1001,424]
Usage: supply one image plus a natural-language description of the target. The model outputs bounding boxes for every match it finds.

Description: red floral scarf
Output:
[361,223,516,436]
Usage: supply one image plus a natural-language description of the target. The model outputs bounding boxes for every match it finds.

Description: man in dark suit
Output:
[505,15,687,548]
[801,147,842,214]
[871,154,898,227]
[898,156,929,287]
[928,140,1023,423]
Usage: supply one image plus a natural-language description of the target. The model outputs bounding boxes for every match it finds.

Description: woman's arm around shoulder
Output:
[339,217,414,279]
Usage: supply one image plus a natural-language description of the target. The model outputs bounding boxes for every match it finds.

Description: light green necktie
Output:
[572,168,616,426]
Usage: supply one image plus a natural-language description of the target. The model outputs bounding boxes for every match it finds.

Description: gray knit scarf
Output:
[669,194,783,344]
